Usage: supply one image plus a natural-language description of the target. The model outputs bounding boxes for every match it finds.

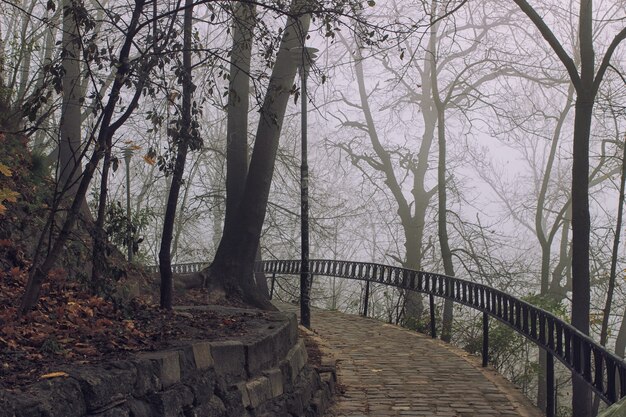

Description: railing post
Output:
[482,312,489,367]
[363,280,370,317]
[546,352,555,417]
[607,357,617,403]
[301,263,311,329]
[270,273,276,299]
[429,294,436,339]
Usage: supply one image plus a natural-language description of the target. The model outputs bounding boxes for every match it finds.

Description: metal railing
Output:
[145,262,207,274]
[255,258,626,416]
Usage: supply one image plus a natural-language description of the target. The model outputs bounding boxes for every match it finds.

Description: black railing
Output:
[145,262,207,274]
[254,258,626,416]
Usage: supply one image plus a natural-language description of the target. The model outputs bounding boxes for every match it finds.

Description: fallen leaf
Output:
[0,163,11,177]
[0,188,19,202]
[40,371,69,379]
[75,345,98,356]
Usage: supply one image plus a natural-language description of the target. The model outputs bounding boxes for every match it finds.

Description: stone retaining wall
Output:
[0,310,335,417]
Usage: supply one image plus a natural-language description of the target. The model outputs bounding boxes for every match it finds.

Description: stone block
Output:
[3,378,86,417]
[186,397,226,417]
[183,368,216,404]
[125,399,152,417]
[147,384,194,417]
[60,366,133,414]
[210,341,246,383]
[311,388,331,415]
[245,377,272,409]
[278,357,292,387]
[262,368,284,397]
[245,334,276,377]
[215,383,245,417]
[236,382,251,408]
[285,340,307,381]
[299,339,308,363]
[285,392,305,417]
[191,341,214,370]
[265,313,297,360]
[137,350,181,388]
[287,366,317,412]
[253,398,293,417]
[132,357,162,396]
[285,313,298,347]
[40,379,86,417]
[176,341,213,378]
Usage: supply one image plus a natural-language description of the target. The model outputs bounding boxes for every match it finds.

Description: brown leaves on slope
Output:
[0,265,150,387]
[0,257,252,389]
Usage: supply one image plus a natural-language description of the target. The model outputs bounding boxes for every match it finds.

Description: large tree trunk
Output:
[570,1,594,410]
[223,2,256,231]
[57,0,91,219]
[403,228,425,324]
[159,0,194,310]
[58,0,82,195]
[204,0,311,309]
[570,83,593,417]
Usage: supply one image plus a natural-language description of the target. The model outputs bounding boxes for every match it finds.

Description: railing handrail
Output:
[255,258,626,412]
[145,262,207,274]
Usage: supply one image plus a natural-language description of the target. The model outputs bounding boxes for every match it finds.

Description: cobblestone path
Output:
[283,305,544,417]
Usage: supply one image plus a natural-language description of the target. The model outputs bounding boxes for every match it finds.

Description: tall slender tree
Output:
[511,1,626,415]
[159,0,197,309]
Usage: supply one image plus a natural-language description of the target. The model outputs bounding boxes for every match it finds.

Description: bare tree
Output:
[508,1,625,414]
[159,0,198,309]
[334,0,515,332]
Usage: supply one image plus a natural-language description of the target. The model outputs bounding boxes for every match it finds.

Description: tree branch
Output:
[512,0,581,88]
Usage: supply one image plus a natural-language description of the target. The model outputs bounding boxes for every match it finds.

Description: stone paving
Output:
[281,304,544,417]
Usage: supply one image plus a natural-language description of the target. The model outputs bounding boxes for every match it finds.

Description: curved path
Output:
[281,304,543,417]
